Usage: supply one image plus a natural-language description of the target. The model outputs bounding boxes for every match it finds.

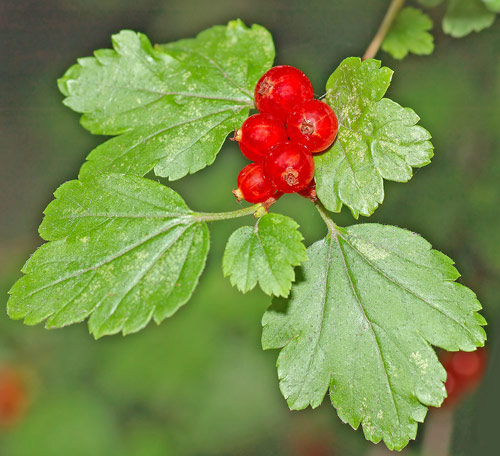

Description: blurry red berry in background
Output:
[0,367,27,426]
[441,348,487,407]
[254,65,314,122]
[287,99,339,153]
[234,113,288,162]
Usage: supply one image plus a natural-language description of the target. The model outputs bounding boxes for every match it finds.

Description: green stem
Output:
[193,193,282,222]
[315,201,340,236]
[363,0,405,60]
[193,203,262,222]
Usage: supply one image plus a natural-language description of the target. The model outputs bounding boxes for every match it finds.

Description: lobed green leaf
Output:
[382,7,434,60]
[316,58,433,218]
[222,213,307,297]
[262,223,486,450]
[443,0,497,37]
[59,20,275,180]
[8,173,209,338]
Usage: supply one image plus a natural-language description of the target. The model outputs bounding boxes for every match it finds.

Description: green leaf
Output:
[316,58,433,218]
[222,213,307,297]
[417,0,444,7]
[382,8,434,60]
[262,223,486,450]
[59,20,274,180]
[483,0,500,13]
[7,173,209,338]
[443,0,496,37]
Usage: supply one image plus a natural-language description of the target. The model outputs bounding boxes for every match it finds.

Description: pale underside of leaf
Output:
[222,213,307,297]
[8,174,209,338]
[262,224,485,450]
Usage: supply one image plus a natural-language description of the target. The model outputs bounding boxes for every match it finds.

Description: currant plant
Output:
[7,0,492,450]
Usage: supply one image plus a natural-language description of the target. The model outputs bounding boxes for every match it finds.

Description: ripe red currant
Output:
[287,99,339,153]
[263,141,315,193]
[254,66,314,122]
[298,179,317,201]
[234,113,288,162]
[233,163,275,204]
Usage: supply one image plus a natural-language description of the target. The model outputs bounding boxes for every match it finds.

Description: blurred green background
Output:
[0,0,499,455]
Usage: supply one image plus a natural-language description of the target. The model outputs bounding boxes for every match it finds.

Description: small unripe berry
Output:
[233,163,275,204]
[234,113,288,162]
[287,99,339,153]
[254,66,314,122]
[263,141,315,193]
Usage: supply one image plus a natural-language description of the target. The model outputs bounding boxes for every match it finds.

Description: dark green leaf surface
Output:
[222,213,307,297]
[8,173,209,338]
[262,224,486,450]
[382,8,434,59]
[443,0,496,37]
[59,20,274,180]
[316,58,433,218]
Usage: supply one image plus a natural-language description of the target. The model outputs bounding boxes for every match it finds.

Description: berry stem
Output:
[363,0,405,60]
[314,201,340,236]
[193,195,281,222]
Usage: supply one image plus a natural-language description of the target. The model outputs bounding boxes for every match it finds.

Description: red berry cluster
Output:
[232,65,339,204]
[440,348,487,407]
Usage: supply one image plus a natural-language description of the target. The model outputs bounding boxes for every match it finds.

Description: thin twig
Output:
[363,0,405,60]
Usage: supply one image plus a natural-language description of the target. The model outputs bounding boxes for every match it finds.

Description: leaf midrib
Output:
[91,223,193,334]
[23,218,195,300]
[101,107,239,172]
[166,44,255,99]
[339,232,478,341]
[334,235,402,425]
[70,82,253,105]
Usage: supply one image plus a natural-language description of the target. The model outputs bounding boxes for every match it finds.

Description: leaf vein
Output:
[335,236,402,425]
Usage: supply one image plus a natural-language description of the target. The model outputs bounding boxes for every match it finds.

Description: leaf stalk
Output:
[193,194,282,222]
[314,201,340,236]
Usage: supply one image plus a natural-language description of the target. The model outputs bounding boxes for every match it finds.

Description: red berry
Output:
[449,349,487,385]
[443,370,460,406]
[263,142,315,193]
[298,179,317,201]
[254,66,314,122]
[234,113,288,162]
[233,163,275,204]
[287,100,339,153]
[0,367,26,426]
[441,348,487,407]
